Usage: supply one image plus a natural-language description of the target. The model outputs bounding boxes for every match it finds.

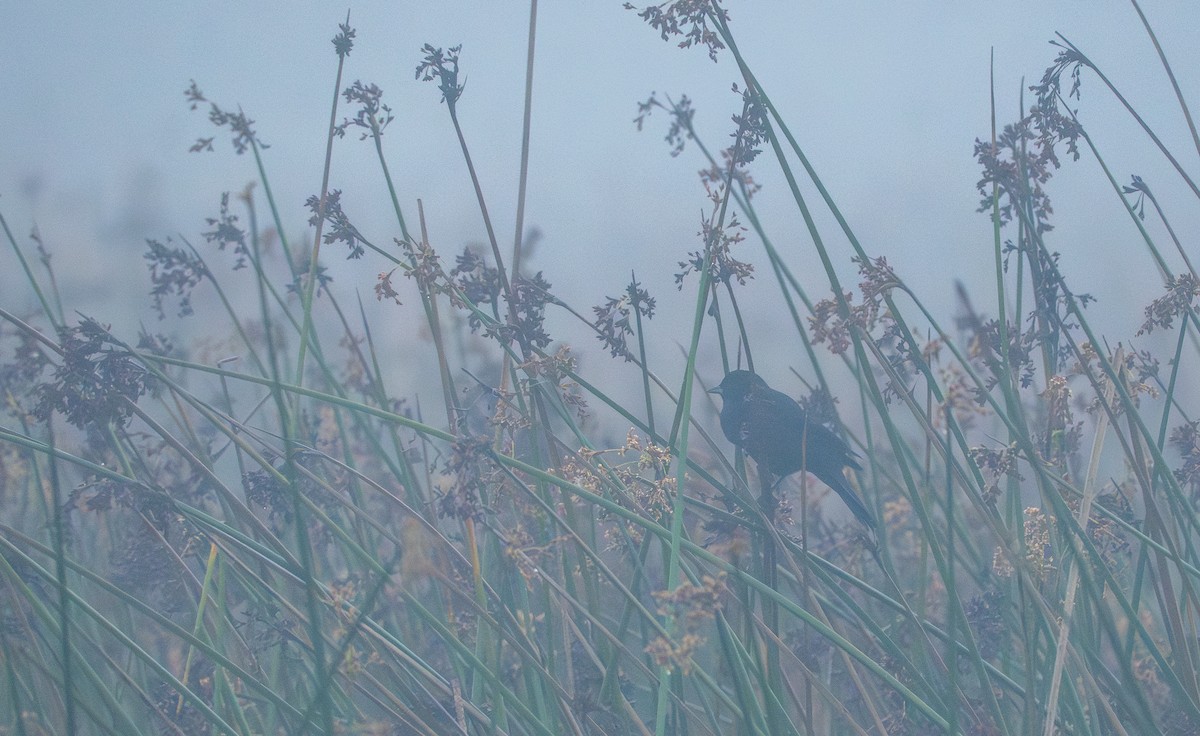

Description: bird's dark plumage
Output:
[708,370,873,528]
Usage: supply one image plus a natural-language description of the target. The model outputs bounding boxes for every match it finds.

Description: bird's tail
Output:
[826,473,874,529]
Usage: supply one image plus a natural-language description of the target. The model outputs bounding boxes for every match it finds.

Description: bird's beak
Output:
[707,386,722,395]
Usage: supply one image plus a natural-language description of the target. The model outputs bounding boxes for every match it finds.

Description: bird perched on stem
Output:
[708,370,874,528]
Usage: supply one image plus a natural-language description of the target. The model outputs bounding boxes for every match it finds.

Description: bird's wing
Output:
[739,388,807,473]
[749,388,862,473]
[807,418,862,471]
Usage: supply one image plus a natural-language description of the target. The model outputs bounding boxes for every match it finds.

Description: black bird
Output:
[708,370,874,528]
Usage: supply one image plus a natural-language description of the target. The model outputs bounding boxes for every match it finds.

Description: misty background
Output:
[3,1,1199,413]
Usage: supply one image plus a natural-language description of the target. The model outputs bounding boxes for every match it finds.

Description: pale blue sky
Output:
[3,2,1198,390]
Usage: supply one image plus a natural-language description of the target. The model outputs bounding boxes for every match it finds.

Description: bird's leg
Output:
[759,472,780,525]
[756,471,780,586]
